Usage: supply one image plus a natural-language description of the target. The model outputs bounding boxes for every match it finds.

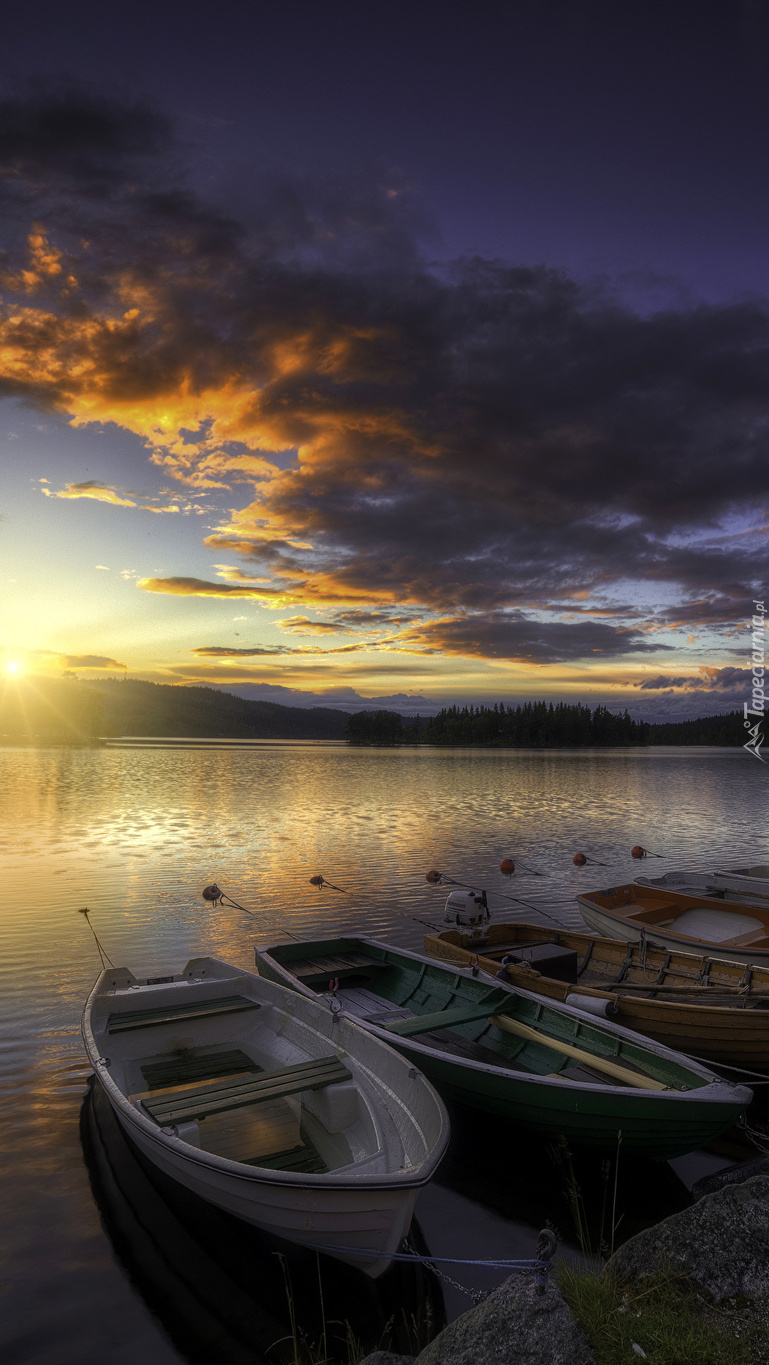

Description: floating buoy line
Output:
[631,845,664,859]
[82,841,665,962]
[423,868,562,922]
[197,842,666,940]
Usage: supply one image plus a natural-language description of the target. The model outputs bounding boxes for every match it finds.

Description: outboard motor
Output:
[444,887,490,942]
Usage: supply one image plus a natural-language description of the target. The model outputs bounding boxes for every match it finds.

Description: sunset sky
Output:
[1,1,767,718]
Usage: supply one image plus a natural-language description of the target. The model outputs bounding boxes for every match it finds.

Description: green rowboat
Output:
[255,937,751,1159]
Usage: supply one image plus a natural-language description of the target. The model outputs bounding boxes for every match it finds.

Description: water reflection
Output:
[1,745,766,1362]
[81,1080,443,1365]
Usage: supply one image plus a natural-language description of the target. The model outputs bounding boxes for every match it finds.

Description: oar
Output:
[489,1013,668,1091]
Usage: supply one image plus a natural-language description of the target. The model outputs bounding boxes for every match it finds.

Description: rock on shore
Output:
[360,1174,769,1364]
[357,1276,595,1365]
[609,1173,769,1304]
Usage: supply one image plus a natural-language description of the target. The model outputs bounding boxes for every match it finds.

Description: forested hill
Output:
[0,678,746,747]
[346,702,745,747]
[0,676,350,741]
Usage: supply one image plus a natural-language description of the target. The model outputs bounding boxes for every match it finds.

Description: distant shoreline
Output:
[0,677,747,748]
[0,738,745,752]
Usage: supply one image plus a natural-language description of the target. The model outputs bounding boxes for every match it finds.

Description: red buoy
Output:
[499,858,515,874]
[309,875,325,886]
[426,870,442,883]
[573,853,587,867]
[631,845,647,859]
[202,883,223,903]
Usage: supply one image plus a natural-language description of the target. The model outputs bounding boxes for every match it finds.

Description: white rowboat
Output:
[636,867,769,904]
[82,956,449,1278]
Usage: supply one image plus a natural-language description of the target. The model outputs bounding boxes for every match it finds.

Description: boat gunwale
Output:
[424,924,769,1019]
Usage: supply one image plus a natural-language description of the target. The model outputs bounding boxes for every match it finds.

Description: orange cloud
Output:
[41,480,194,514]
[139,576,270,597]
[43,480,137,508]
[190,641,366,657]
[1,227,67,294]
[276,616,348,634]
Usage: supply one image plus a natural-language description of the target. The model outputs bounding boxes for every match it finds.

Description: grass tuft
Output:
[558,1263,765,1365]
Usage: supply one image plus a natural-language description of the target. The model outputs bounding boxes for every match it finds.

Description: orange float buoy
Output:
[309,875,325,886]
[573,853,587,866]
[202,883,223,903]
[426,869,442,883]
[631,845,647,859]
[499,858,516,874]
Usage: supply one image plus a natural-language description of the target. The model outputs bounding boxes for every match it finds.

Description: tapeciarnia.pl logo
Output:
[744,599,766,761]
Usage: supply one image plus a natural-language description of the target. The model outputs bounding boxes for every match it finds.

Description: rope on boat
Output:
[78,908,114,969]
[686,1055,769,1084]
[301,1229,558,1300]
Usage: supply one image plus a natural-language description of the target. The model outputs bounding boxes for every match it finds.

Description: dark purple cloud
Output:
[637,666,751,692]
[1,87,767,666]
[396,614,669,664]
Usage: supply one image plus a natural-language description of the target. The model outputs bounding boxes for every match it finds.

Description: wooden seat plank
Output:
[293,953,385,979]
[141,1048,258,1090]
[149,1059,346,1116]
[109,995,260,1034]
[143,1055,352,1125]
[249,1142,328,1174]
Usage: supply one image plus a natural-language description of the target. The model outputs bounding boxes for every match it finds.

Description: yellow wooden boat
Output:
[577,883,769,966]
[423,921,769,1070]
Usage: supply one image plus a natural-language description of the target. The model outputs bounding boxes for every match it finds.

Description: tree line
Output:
[0,677,745,748]
[0,676,350,742]
[346,701,745,747]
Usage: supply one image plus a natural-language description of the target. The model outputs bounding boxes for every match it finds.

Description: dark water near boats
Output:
[1,744,766,1364]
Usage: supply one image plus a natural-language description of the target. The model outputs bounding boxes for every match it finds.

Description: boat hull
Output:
[578,895,769,967]
[92,1069,417,1277]
[423,924,769,1070]
[356,1027,745,1157]
[636,868,769,901]
[82,959,449,1278]
[255,938,751,1160]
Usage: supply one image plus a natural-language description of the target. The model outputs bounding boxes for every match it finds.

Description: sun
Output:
[5,660,23,675]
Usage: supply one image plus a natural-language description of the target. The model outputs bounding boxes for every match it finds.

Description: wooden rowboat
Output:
[82,955,449,1277]
[422,921,769,1070]
[578,883,769,966]
[636,868,769,904]
[254,937,751,1159]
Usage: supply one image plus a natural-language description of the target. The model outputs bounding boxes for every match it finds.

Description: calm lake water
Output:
[1,743,766,1364]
